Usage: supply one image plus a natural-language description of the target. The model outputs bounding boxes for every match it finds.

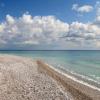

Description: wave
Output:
[45,63,100,92]
[58,66,100,85]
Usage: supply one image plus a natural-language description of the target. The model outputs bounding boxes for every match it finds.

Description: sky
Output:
[0,0,100,50]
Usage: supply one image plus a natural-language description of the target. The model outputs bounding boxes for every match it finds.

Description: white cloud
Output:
[0,14,69,47]
[96,16,100,22]
[95,1,100,15]
[6,15,15,24]
[95,1,100,23]
[59,17,100,48]
[72,4,93,13]
[1,4,100,49]
[68,22,100,39]
[0,24,5,32]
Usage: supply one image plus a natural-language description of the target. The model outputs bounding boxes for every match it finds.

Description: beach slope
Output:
[37,60,100,100]
[0,55,72,100]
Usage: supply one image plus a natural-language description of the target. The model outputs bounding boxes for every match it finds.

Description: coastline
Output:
[37,60,100,100]
[58,67,100,89]
[0,54,100,100]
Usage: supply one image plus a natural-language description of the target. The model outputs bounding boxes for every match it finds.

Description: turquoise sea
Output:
[0,50,100,87]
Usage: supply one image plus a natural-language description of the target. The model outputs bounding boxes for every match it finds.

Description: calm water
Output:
[0,50,100,84]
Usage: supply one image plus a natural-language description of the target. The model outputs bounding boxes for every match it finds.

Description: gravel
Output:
[0,55,73,100]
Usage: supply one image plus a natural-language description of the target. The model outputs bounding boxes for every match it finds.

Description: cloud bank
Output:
[0,14,69,49]
[0,2,100,50]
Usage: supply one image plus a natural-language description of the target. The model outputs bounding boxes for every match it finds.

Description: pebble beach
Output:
[0,55,73,100]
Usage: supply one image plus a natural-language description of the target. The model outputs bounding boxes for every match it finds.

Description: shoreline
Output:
[37,60,100,100]
[58,67,100,89]
[50,64,100,92]
[0,54,100,100]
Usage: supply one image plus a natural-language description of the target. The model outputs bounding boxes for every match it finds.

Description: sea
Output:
[0,50,100,88]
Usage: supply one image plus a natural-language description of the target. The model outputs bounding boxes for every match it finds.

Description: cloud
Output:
[95,1,100,15]
[0,13,69,49]
[6,15,15,24]
[72,4,93,13]
[0,12,100,50]
[94,1,100,24]
[63,22,100,40]
[1,1,100,50]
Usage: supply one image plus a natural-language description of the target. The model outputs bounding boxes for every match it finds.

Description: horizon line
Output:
[0,50,100,51]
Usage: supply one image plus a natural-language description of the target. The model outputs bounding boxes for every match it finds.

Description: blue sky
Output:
[0,0,96,23]
[0,0,100,50]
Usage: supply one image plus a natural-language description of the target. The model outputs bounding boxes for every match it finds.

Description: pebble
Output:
[0,55,74,100]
